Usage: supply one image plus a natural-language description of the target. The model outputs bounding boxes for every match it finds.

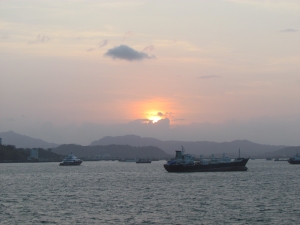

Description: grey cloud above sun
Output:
[104,45,155,61]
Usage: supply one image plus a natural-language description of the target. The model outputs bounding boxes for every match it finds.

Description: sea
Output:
[1,160,299,225]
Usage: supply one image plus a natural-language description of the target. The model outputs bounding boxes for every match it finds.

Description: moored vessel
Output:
[59,152,82,166]
[274,158,288,161]
[288,153,300,164]
[118,158,136,162]
[136,158,152,163]
[164,147,249,173]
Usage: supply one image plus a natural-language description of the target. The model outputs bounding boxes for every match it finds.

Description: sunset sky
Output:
[1,0,300,145]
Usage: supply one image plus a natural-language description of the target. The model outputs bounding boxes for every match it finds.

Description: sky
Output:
[0,0,300,146]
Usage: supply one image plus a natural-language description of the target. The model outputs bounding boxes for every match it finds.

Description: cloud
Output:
[280,29,298,32]
[157,112,164,117]
[28,34,51,44]
[123,30,133,40]
[104,45,155,61]
[87,48,96,52]
[98,39,108,48]
[143,45,155,51]
[87,40,108,52]
[172,118,185,121]
[1,34,10,39]
[198,75,221,79]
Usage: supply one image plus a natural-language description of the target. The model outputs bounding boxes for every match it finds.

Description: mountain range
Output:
[52,144,169,159]
[0,131,59,149]
[91,135,286,157]
[1,131,294,158]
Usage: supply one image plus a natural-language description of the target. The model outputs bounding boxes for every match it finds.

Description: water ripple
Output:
[0,160,299,224]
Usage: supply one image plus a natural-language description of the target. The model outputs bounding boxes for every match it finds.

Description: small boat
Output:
[118,158,136,162]
[164,147,249,173]
[274,158,288,161]
[266,158,272,161]
[136,158,152,163]
[59,152,82,166]
[288,153,300,164]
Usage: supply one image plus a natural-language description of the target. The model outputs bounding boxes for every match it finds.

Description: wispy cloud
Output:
[1,33,10,39]
[123,30,133,40]
[104,45,155,61]
[198,75,221,79]
[87,48,96,52]
[280,29,298,33]
[157,112,164,117]
[28,34,51,44]
[98,39,108,48]
[87,39,108,52]
[172,118,185,121]
[143,45,155,51]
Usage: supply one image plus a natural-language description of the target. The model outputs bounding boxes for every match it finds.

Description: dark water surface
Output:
[1,160,299,224]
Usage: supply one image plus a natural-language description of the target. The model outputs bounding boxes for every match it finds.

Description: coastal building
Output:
[28,149,39,160]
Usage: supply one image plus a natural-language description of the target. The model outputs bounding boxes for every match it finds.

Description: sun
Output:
[131,98,174,123]
[149,115,161,123]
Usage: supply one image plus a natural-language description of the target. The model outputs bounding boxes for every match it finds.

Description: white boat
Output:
[59,152,82,166]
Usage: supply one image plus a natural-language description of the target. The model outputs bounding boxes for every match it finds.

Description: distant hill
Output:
[90,135,286,157]
[261,146,300,158]
[52,144,170,159]
[0,131,59,149]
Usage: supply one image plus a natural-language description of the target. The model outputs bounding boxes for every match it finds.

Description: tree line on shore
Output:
[0,145,63,162]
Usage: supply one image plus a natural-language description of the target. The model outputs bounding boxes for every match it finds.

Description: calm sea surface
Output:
[1,160,299,225]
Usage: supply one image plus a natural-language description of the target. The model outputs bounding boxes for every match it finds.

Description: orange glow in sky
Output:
[129,98,176,123]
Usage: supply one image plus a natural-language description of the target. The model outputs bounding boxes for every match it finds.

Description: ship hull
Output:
[288,160,300,164]
[59,161,82,166]
[164,159,249,173]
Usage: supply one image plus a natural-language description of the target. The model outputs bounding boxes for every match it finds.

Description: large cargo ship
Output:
[164,147,249,173]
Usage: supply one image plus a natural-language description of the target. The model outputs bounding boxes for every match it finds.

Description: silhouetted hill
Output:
[261,146,300,158]
[90,135,285,157]
[0,131,59,149]
[52,144,170,159]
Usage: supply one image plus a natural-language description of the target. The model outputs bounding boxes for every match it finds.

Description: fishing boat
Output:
[164,147,249,173]
[59,152,82,166]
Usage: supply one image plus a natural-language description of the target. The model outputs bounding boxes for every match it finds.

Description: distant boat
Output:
[288,154,300,164]
[118,158,136,162]
[136,158,152,163]
[266,158,272,161]
[164,147,249,172]
[274,158,288,161]
[59,152,82,166]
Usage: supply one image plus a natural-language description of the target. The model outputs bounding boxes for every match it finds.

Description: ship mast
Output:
[181,146,185,154]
